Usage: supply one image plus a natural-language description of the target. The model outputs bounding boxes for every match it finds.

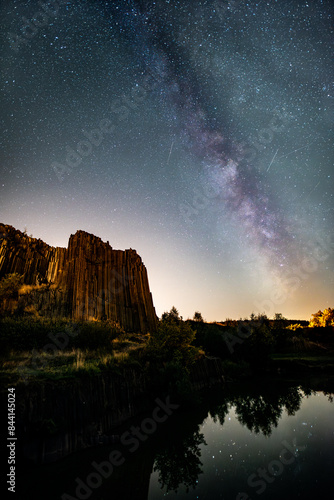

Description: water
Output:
[20,377,334,500]
[148,381,334,500]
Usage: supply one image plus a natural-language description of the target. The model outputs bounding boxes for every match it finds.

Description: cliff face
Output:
[0,224,157,332]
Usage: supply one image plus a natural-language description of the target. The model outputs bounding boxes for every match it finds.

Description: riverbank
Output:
[1,316,334,466]
[1,355,224,464]
[4,348,334,466]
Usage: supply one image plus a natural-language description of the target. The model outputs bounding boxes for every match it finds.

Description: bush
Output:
[0,317,57,353]
[189,321,233,359]
[0,273,23,301]
[240,323,275,367]
[73,322,116,350]
[286,323,304,331]
[146,319,200,367]
[0,317,119,355]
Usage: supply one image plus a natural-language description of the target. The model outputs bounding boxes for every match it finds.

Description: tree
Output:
[309,308,334,327]
[193,311,204,322]
[145,310,202,400]
[322,308,334,327]
[273,312,286,330]
[309,310,322,327]
[147,309,200,367]
[161,306,181,324]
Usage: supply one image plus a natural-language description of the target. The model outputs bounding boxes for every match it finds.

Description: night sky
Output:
[1,0,333,321]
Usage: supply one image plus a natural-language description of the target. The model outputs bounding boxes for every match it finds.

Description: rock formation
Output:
[0,224,157,332]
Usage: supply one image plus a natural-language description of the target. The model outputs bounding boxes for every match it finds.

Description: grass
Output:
[271,353,334,362]
[0,314,152,384]
[1,315,333,384]
[0,330,149,384]
[270,352,334,372]
[0,349,133,383]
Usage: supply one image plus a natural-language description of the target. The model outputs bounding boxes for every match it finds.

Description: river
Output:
[19,375,334,500]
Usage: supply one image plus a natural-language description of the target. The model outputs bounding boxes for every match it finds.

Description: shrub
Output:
[146,319,200,367]
[72,322,116,350]
[286,323,304,331]
[0,273,23,301]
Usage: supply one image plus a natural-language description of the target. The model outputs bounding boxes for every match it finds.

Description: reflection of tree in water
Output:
[279,387,304,416]
[300,382,334,403]
[153,383,332,493]
[210,385,303,437]
[210,398,230,427]
[232,394,283,436]
[323,391,334,403]
[153,430,206,493]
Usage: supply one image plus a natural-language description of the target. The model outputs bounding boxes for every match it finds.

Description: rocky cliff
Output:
[0,224,157,332]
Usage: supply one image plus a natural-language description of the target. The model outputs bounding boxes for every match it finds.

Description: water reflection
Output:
[153,430,206,493]
[214,385,303,436]
[19,378,334,500]
[152,380,334,496]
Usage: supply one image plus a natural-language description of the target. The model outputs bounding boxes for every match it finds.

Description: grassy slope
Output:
[1,317,334,384]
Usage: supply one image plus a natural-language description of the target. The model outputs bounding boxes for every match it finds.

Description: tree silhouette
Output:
[154,430,206,493]
[161,306,181,323]
[193,311,204,322]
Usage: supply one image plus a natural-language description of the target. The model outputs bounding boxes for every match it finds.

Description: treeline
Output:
[1,271,333,396]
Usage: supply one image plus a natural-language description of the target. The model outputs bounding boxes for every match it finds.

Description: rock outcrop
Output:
[0,224,157,332]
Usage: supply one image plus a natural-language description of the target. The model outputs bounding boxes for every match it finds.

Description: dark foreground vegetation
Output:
[1,302,334,395]
[0,301,206,401]
[1,273,334,393]
[190,311,334,377]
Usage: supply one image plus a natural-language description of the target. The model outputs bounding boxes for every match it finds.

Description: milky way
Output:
[107,0,302,271]
[1,0,333,319]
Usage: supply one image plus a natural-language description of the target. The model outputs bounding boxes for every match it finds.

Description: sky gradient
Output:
[1,0,333,321]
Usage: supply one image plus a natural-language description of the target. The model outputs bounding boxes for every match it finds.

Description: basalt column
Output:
[0,224,157,332]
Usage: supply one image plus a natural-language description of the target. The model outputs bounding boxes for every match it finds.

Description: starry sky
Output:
[1,0,333,321]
